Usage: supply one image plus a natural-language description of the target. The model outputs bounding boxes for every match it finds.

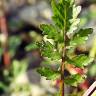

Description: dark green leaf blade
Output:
[37,67,60,80]
[74,28,93,37]
[41,42,61,60]
[40,24,63,42]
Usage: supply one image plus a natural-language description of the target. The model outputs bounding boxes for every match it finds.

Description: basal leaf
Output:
[37,67,60,80]
[65,74,84,86]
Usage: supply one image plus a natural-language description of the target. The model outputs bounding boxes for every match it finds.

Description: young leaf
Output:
[51,0,64,29]
[51,0,73,30]
[37,67,60,80]
[67,5,81,34]
[73,5,81,19]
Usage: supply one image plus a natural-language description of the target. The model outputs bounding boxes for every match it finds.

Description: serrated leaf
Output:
[60,0,74,5]
[40,24,63,42]
[41,42,61,60]
[51,0,72,30]
[40,24,57,36]
[66,55,93,68]
[70,28,93,46]
[51,0,64,20]
[74,28,93,37]
[70,37,88,46]
[65,74,84,86]
[37,67,60,80]
[52,16,64,29]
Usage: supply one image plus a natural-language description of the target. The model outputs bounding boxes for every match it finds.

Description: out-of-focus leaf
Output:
[8,36,21,56]
[25,42,39,51]
[89,38,96,58]
[12,60,27,77]
[0,82,7,91]
[89,64,96,77]
[0,47,3,55]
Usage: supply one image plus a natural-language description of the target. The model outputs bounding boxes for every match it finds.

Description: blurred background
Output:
[0,0,96,96]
